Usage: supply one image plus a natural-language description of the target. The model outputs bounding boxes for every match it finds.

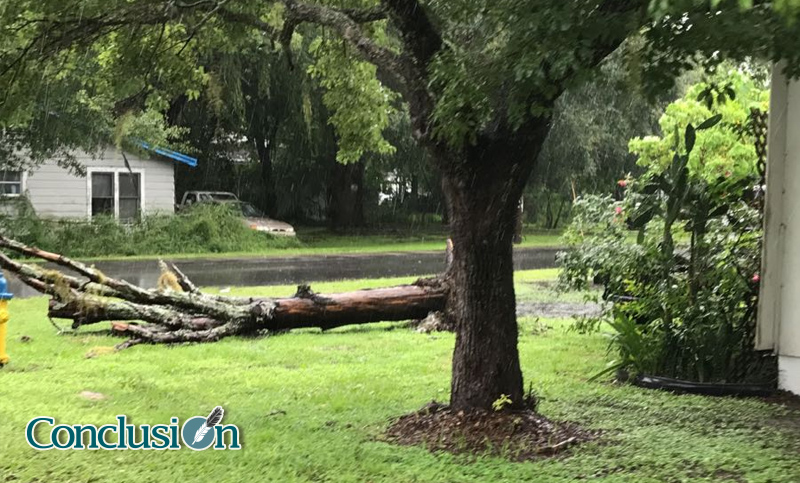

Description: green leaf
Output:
[628,206,657,229]
[708,204,729,218]
[641,182,660,195]
[588,360,626,382]
[696,114,723,131]
[684,124,696,153]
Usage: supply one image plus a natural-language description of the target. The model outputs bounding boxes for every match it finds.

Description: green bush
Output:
[559,113,776,384]
[0,203,299,258]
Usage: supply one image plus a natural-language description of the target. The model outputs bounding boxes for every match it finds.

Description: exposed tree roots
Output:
[0,235,448,349]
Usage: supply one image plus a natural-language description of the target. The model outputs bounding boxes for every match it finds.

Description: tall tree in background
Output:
[527,50,670,228]
[2,0,800,411]
[244,52,296,217]
[172,36,374,225]
[171,44,316,217]
[366,110,444,224]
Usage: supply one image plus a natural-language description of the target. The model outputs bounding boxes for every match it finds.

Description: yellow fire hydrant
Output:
[0,271,13,366]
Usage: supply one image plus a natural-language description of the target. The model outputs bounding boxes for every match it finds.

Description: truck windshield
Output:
[240,202,263,217]
[204,193,238,202]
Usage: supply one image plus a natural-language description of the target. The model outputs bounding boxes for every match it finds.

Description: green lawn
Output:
[70,226,563,262]
[0,270,798,482]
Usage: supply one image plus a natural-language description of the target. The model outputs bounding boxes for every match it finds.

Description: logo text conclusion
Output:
[25,414,241,451]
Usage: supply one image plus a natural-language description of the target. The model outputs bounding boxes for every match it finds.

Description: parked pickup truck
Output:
[179,191,296,236]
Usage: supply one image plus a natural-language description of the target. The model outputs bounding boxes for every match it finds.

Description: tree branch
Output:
[277,13,298,69]
[1,5,181,79]
[541,0,648,104]
[215,7,276,36]
[166,261,201,294]
[339,5,388,23]
[0,235,250,321]
[280,0,413,96]
[48,298,225,330]
[380,0,442,68]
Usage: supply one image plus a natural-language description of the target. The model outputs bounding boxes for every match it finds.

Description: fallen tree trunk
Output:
[0,235,448,348]
[46,283,446,332]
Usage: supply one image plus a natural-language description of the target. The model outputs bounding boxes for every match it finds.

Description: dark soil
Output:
[763,390,800,436]
[383,402,595,462]
[762,389,800,409]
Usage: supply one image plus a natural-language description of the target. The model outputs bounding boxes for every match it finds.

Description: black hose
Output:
[633,374,774,397]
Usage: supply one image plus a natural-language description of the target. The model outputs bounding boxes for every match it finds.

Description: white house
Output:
[0,146,196,222]
[757,63,800,395]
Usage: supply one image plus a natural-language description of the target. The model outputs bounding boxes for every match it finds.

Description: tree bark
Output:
[327,161,365,228]
[46,283,446,332]
[255,130,279,218]
[441,119,551,410]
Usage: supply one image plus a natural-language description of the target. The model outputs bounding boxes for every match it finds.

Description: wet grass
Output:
[63,226,563,262]
[0,269,798,482]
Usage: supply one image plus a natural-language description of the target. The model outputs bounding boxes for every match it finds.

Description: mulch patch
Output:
[383,402,596,462]
[762,389,800,409]
[762,390,800,435]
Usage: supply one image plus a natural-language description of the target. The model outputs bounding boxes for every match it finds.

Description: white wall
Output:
[759,64,800,394]
[24,148,175,219]
[780,356,800,395]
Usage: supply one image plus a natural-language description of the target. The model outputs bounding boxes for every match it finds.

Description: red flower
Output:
[615,206,623,215]
[617,179,627,187]
[752,273,760,283]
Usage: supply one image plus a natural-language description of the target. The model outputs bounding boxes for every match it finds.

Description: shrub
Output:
[559,113,776,384]
[0,203,300,258]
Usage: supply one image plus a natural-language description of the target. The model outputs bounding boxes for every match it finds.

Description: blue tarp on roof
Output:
[138,141,197,167]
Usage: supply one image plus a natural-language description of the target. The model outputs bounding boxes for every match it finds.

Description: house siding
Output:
[780,356,800,395]
[759,63,800,395]
[25,149,175,219]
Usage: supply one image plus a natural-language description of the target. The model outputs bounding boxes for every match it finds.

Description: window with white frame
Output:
[118,172,141,222]
[0,170,23,196]
[90,171,142,222]
[91,172,114,217]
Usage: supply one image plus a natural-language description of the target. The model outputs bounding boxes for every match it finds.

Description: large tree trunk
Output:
[327,161,366,229]
[440,119,550,411]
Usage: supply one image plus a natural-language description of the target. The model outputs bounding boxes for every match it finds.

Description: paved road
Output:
[7,247,561,298]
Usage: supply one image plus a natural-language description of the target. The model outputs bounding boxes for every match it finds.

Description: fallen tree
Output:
[0,235,447,349]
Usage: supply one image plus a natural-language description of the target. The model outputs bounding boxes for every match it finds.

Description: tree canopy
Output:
[2,1,797,169]
[525,51,669,227]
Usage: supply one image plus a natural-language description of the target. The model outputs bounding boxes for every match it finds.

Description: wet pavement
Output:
[7,246,561,298]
